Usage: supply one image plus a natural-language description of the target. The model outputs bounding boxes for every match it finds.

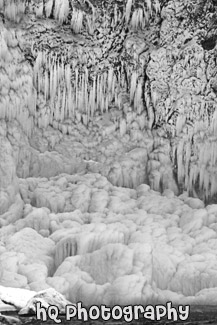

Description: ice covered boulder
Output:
[6,227,54,260]
[0,271,28,289]
[0,286,70,315]
[5,228,55,275]
[185,198,205,209]
[19,288,71,315]
[18,263,48,284]
[0,194,24,226]
[21,208,50,232]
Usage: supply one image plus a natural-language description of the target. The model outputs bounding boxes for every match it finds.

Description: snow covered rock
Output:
[19,288,71,315]
[0,286,35,310]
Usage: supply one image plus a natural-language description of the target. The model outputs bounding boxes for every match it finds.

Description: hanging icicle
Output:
[54,0,70,24]
[134,79,143,114]
[125,0,133,24]
[71,8,84,34]
[130,70,138,103]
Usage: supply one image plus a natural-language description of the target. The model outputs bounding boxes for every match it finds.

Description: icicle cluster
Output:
[33,51,145,128]
[0,0,25,23]
[125,0,160,30]
[58,0,162,33]
[51,0,96,34]
[0,29,36,136]
[173,114,217,201]
[70,8,84,33]
[0,0,160,32]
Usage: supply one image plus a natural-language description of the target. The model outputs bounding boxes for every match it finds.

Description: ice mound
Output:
[19,288,71,315]
[1,173,217,305]
[0,286,70,314]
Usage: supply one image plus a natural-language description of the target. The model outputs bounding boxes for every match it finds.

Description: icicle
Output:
[184,142,191,188]
[154,0,161,14]
[54,0,70,24]
[45,0,53,17]
[211,109,217,136]
[60,86,66,121]
[211,173,217,197]
[35,1,43,18]
[5,2,16,22]
[60,60,64,82]
[199,163,205,189]
[131,10,138,30]
[203,170,210,200]
[125,0,133,24]
[55,83,61,121]
[89,89,94,117]
[114,4,118,26]
[71,9,83,34]
[100,95,105,114]
[77,73,83,112]
[143,9,150,26]
[111,73,116,99]
[145,0,152,16]
[50,64,54,106]
[67,83,72,118]
[33,52,41,85]
[0,0,4,10]
[130,70,137,103]
[44,70,49,100]
[84,71,88,117]
[96,74,101,111]
[86,13,95,34]
[113,89,118,109]
[177,140,184,183]
[53,62,57,102]
[105,94,109,113]
[139,4,145,22]
[91,76,96,117]
[134,79,143,114]
[65,64,71,91]
[176,114,186,135]
[75,70,79,112]
[188,164,195,193]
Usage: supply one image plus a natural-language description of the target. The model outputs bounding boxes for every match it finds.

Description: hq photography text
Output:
[36,301,190,323]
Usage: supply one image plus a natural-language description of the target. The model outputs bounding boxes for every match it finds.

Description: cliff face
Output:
[1,0,217,203]
[1,0,217,306]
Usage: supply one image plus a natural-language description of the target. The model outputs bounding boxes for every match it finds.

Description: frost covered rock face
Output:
[1,0,217,308]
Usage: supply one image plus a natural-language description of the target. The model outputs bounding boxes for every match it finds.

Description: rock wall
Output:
[0,0,217,202]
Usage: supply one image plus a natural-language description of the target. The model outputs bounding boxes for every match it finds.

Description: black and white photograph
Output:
[1,0,217,324]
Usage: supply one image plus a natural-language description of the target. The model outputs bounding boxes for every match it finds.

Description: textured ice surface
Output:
[1,0,217,309]
[1,173,217,305]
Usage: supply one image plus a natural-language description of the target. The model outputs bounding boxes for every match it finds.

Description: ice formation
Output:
[2,172,217,305]
[1,0,217,310]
